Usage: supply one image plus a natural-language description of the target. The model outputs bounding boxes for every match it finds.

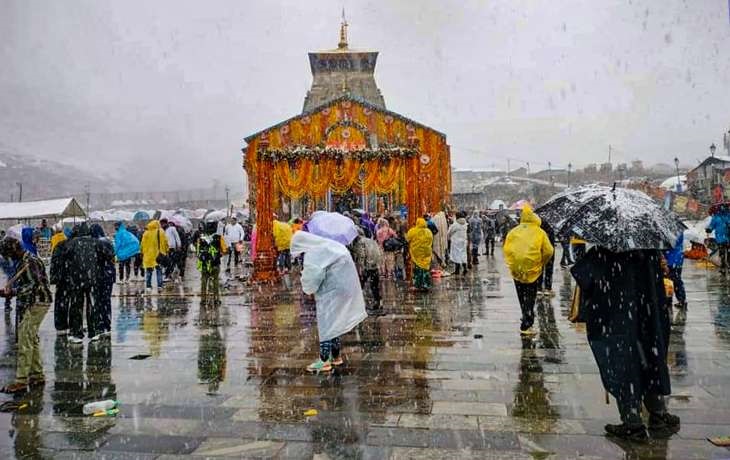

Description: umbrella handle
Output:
[605,390,610,405]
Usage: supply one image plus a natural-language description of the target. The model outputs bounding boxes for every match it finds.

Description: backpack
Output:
[197,235,221,272]
[383,236,404,252]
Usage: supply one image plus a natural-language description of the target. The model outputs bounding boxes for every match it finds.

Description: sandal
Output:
[1,383,28,394]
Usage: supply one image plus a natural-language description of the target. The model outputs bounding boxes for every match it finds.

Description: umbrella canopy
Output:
[204,210,227,223]
[169,214,193,232]
[537,185,685,252]
[306,211,358,246]
[133,211,151,222]
[510,199,530,210]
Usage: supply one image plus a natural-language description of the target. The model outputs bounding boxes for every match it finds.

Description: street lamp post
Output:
[568,163,572,187]
[674,157,681,193]
[710,143,716,158]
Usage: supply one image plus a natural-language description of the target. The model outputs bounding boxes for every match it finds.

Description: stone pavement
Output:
[1,248,730,459]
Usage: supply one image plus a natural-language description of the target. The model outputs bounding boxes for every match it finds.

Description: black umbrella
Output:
[536,184,685,252]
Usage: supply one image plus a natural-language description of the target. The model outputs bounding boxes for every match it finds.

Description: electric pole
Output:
[16,182,22,202]
[85,184,90,215]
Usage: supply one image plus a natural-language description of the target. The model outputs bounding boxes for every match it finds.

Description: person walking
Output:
[140,220,169,294]
[707,207,730,273]
[448,213,468,275]
[64,223,100,344]
[432,211,449,267]
[0,238,53,394]
[291,231,367,373]
[352,230,384,314]
[160,219,181,281]
[503,205,554,335]
[664,232,687,309]
[559,238,574,267]
[197,224,227,306]
[406,218,434,291]
[537,220,556,296]
[114,222,140,285]
[468,211,483,266]
[90,224,115,340]
[571,247,679,440]
[50,223,66,254]
[128,224,144,281]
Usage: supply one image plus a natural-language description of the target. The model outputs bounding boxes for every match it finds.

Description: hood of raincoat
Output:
[503,205,554,283]
[273,220,293,251]
[115,222,141,262]
[519,205,541,226]
[50,232,67,254]
[456,217,467,225]
[291,231,367,342]
[21,227,37,255]
[90,223,106,239]
[406,218,434,269]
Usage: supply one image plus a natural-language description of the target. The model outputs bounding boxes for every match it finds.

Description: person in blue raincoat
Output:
[114,222,140,284]
[21,228,38,256]
[664,232,686,309]
[707,207,730,273]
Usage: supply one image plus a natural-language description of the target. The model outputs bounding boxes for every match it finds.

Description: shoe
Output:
[674,301,687,309]
[56,329,69,336]
[331,356,344,366]
[367,308,386,317]
[648,412,680,437]
[520,327,537,336]
[0,382,28,394]
[68,336,83,345]
[604,423,648,441]
[545,290,555,297]
[101,330,112,337]
[306,359,332,373]
[89,334,102,342]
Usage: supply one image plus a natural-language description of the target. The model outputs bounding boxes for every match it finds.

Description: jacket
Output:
[664,232,684,268]
[114,223,141,262]
[353,236,383,271]
[273,220,293,251]
[65,223,100,286]
[91,224,116,284]
[406,218,434,270]
[468,214,483,244]
[503,205,554,283]
[140,220,169,269]
[707,212,730,245]
[448,218,468,264]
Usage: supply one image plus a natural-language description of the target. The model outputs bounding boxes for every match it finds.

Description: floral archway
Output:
[244,96,451,281]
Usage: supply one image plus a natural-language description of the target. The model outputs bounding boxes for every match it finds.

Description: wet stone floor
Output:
[1,249,730,459]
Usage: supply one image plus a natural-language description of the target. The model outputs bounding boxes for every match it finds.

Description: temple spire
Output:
[338,8,348,49]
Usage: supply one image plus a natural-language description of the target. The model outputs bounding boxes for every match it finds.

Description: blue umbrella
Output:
[133,211,151,222]
[306,211,358,246]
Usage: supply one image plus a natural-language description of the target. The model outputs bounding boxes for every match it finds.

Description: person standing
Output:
[90,224,115,340]
[64,224,100,344]
[664,232,687,309]
[140,220,169,294]
[571,248,679,440]
[707,207,730,273]
[50,224,66,254]
[482,214,496,256]
[0,238,53,394]
[160,219,181,281]
[273,219,293,274]
[503,205,554,335]
[468,211,483,266]
[352,231,384,313]
[290,231,367,373]
[376,218,397,278]
[197,226,227,306]
[114,222,140,285]
[224,217,245,268]
[49,234,71,334]
[448,213,468,275]
[431,211,449,267]
[406,218,434,291]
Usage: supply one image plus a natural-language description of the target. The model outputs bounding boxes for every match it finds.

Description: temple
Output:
[302,11,386,112]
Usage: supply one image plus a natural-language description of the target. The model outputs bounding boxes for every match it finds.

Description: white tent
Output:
[659,175,687,192]
[0,197,86,221]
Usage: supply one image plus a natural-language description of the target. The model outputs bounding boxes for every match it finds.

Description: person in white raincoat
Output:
[291,231,367,373]
[448,213,469,275]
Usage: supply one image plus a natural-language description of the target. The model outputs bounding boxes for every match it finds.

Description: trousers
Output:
[515,280,539,331]
[319,337,341,361]
[16,303,50,382]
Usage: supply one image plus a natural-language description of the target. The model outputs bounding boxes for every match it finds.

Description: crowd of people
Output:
[0,202,696,442]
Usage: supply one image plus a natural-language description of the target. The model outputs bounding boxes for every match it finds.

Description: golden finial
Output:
[338,8,348,49]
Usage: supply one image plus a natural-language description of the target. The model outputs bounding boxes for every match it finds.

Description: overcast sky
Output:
[2,0,729,191]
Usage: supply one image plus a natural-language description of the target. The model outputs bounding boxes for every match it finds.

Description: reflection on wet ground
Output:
[1,249,729,458]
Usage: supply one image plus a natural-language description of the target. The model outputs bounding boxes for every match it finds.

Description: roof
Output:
[0,197,86,220]
[244,94,446,144]
[689,155,730,174]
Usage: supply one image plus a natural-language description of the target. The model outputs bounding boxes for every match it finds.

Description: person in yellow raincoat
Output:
[50,224,66,253]
[273,220,293,274]
[140,220,169,293]
[503,205,554,335]
[406,218,434,291]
